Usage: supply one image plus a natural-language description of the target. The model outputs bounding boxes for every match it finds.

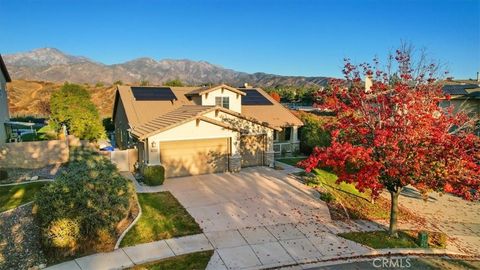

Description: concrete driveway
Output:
[159,167,375,269]
[162,167,332,232]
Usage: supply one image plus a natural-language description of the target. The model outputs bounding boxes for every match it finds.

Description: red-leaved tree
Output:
[300,47,480,236]
[270,91,281,102]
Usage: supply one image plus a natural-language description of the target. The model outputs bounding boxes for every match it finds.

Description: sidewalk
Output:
[45,233,212,270]
[44,220,472,270]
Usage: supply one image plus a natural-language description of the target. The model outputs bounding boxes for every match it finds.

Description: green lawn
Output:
[129,251,213,270]
[0,182,47,212]
[312,168,369,199]
[20,125,57,142]
[339,230,447,249]
[276,157,306,167]
[308,169,419,221]
[120,192,202,247]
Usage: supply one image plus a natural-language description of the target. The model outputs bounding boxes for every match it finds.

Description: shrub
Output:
[45,218,81,250]
[297,112,333,155]
[0,170,7,180]
[319,192,336,203]
[35,147,135,261]
[102,117,115,132]
[142,165,165,186]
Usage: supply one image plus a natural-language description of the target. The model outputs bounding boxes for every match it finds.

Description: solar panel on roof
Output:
[442,85,469,95]
[131,87,177,101]
[240,89,273,105]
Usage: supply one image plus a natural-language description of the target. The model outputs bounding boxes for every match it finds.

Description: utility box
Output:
[418,231,429,248]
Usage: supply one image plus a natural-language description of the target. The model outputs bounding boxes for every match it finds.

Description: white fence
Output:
[102,149,138,172]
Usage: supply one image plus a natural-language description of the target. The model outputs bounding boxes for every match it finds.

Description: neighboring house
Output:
[0,54,12,144]
[113,84,303,178]
[441,80,480,119]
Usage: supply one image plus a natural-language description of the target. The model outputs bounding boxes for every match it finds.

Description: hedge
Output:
[34,147,135,261]
[142,165,165,186]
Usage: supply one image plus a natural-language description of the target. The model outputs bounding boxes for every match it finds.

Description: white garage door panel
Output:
[160,138,229,178]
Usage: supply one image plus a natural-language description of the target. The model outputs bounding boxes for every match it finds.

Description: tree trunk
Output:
[388,189,402,237]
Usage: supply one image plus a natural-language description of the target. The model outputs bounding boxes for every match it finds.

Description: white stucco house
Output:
[0,54,12,144]
[113,84,303,178]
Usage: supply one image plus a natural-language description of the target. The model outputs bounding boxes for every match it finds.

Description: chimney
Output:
[243,83,251,88]
[365,76,373,92]
[477,71,479,82]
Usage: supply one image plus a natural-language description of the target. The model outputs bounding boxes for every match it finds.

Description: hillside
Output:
[7,80,117,118]
[3,48,330,87]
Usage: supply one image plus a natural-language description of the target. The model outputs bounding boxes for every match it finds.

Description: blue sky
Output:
[0,0,479,78]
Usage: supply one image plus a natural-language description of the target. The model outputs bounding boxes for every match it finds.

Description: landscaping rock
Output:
[0,163,64,184]
[0,204,47,270]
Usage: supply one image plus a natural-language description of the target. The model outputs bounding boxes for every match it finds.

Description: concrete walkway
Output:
[45,233,212,270]
[275,161,304,174]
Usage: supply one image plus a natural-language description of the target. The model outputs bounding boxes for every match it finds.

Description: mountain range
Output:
[3,48,329,87]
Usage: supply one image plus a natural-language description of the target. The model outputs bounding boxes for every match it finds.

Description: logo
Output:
[372,257,412,268]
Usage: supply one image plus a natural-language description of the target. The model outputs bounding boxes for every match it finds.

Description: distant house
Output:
[112,84,303,178]
[441,80,480,119]
[0,54,12,143]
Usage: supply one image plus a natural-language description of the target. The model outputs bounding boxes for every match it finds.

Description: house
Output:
[0,54,12,143]
[441,79,480,119]
[112,84,303,178]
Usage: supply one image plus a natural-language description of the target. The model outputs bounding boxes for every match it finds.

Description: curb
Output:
[273,249,477,270]
[0,179,54,187]
[114,193,143,249]
[0,201,34,215]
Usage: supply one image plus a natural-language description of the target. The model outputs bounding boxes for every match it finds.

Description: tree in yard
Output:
[299,47,480,236]
[164,78,184,87]
[50,83,106,141]
[269,91,281,102]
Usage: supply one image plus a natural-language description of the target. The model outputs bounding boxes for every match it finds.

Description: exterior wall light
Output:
[151,141,157,148]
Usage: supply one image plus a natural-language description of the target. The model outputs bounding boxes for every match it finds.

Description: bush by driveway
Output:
[34,147,136,263]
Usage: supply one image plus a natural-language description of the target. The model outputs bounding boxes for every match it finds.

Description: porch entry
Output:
[240,134,266,167]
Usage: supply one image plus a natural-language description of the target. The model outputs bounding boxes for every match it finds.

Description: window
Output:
[284,127,292,141]
[215,96,230,109]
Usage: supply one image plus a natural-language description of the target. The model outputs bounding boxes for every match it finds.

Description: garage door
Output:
[240,135,266,167]
[160,138,229,178]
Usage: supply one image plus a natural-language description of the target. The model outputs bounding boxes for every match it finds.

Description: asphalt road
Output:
[306,257,480,270]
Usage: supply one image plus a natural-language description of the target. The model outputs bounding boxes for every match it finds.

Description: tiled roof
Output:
[130,105,215,139]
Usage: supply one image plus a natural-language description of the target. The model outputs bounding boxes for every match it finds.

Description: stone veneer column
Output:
[265,151,275,167]
[229,154,242,172]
